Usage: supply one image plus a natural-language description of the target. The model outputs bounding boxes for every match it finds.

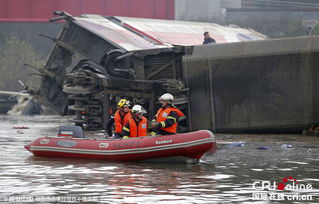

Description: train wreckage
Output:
[26,11,319,133]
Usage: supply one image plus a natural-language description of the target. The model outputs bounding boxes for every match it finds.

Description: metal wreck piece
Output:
[27,11,319,133]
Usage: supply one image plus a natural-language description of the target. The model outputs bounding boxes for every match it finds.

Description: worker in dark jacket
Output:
[203,31,216,45]
[113,99,131,138]
[122,105,148,138]
[150,93,184,135]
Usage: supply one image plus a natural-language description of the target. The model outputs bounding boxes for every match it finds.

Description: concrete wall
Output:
[221,0,242,9]
[175,0,241,22]
[174,0,319,38]
[175,0,222,22]
[225,10,319,38]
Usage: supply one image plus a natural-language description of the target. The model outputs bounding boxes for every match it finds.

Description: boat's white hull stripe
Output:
[30,138,214,155]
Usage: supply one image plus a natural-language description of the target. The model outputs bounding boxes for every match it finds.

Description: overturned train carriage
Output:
[28,11,319,132]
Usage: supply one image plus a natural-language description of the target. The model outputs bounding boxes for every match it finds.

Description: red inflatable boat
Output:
[25,127,216,163]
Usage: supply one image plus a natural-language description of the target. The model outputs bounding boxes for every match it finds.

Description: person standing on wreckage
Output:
[149,93,185,135]
[202,31,216,45]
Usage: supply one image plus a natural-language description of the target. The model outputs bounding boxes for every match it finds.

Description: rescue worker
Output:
[150,93,184,135]
[114,99,131,138]
[122,105,148,138]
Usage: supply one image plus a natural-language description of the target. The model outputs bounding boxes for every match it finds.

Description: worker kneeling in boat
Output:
[122,105,148,138]
[114,99,132,138]
[150,93,184,135]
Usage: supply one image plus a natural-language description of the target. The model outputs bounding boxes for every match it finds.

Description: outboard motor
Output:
[58,126,85,138]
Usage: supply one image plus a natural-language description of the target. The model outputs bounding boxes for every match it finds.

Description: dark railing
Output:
[242,0,319,9]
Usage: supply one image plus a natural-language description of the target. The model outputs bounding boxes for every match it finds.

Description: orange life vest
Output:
[155,106,184,133]
[114,110,131,133]
[127,117,148,137]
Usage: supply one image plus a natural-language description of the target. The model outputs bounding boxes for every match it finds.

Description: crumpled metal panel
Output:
[74,16,170,51]
[114,16,267,45]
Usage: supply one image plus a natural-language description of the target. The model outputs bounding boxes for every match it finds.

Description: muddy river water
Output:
[0,116,318,203]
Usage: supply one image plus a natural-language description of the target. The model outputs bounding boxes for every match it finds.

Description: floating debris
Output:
[13,126,29,129]
[302,125,319,135]
[227,142,245,147]
[281,144,294,148]
[257,146,271,150]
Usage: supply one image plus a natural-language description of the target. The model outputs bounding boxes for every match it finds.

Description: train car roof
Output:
[73,14,266,51]
[113,16,267,45]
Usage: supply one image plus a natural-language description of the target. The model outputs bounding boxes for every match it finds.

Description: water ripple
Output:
[0,116,318,203]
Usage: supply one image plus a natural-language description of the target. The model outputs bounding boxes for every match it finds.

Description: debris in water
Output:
[13,126,29,129]
[257,146,271,150]
[227,142,245,147]
[281,144,294,148]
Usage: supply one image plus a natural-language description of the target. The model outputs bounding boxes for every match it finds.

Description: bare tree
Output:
[0,34,45,91]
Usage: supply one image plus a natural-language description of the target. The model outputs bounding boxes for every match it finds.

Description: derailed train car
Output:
[27,11,319,132]
[186,37,319,132]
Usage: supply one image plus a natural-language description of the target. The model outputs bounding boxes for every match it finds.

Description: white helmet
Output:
[131,105,147,114]
[159,93,174,104]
